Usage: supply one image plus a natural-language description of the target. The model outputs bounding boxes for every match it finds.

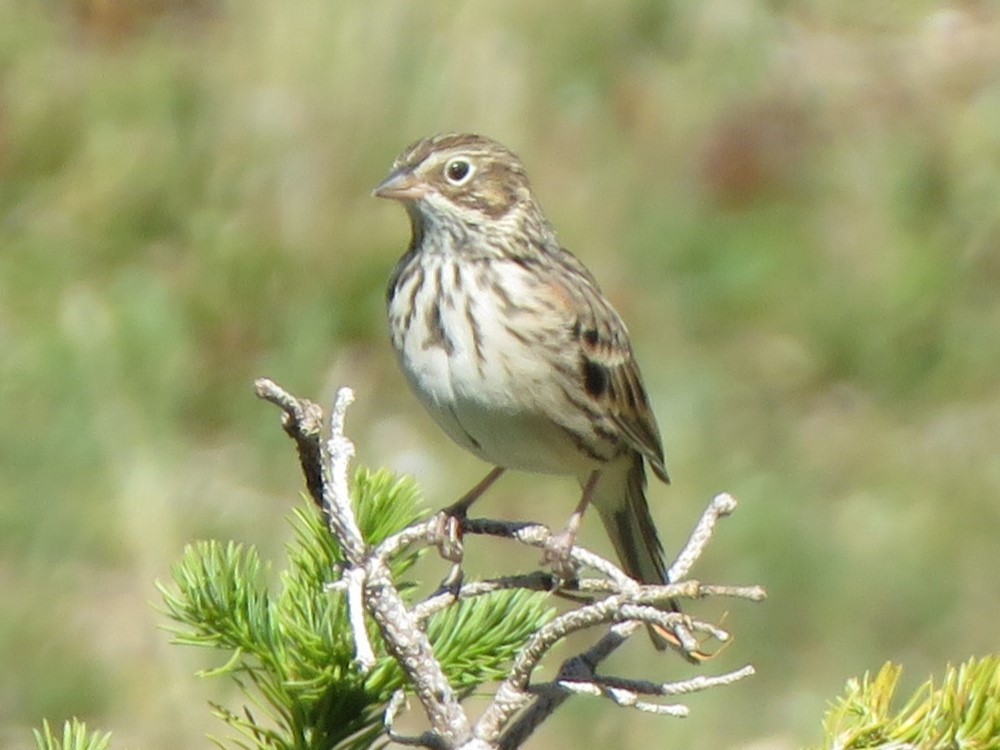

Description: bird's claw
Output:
[434,506,467,564]
[542,529,580,586]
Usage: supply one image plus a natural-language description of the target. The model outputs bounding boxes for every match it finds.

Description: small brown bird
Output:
[375,133,677,645]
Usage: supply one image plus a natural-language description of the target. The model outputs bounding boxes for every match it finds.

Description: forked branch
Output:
[255,378,764,750]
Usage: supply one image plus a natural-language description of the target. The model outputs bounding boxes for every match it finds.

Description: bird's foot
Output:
[542,528,581,586]
[433,505,468,594]
[435,503,468,562]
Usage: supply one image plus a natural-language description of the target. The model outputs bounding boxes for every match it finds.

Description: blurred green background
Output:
[2,1,999,748]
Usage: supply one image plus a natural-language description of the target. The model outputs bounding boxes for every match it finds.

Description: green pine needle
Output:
[158,540,274,657]
[33,719,112,750]
[351,466,427,551]
[428,589,556,689]
[819,656,1000,749]
[155,466,554,750]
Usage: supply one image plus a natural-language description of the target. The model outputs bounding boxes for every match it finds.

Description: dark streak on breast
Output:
[492,277,530,315]
[502,323,533,347]
[423,295,455,354]
[509,255,539,272]
[435,263,455,311]
[466,296,485,375]
[403,264,424,332]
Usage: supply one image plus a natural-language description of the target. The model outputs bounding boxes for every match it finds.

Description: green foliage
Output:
[158,467,554,750]
[33,719,112,750]
[819,657,1000,750]
[425,588,550,690]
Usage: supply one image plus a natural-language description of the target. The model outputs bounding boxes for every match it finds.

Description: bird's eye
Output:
[444,158,474,185]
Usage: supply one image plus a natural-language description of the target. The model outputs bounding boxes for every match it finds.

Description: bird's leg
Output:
[543,469,600,584]
[445,466,506,517]
[436,467,506,589]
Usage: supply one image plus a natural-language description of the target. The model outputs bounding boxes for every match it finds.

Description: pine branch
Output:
[33,380,1000,750]
[33,720,112,750]
[158,439,549,749]
[818,657,1000,750]
[255,378,765,749]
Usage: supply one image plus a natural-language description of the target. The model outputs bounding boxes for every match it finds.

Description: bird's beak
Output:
[372,168,425,201]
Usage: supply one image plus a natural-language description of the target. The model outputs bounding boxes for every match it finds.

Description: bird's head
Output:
[373,133,538,231]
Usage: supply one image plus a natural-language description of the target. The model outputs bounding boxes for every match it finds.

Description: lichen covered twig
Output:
[256,378,764,749]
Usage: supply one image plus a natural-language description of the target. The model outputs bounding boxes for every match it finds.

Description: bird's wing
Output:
[546,248,670,483]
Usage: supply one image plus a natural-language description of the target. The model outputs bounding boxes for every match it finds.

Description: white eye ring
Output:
[444,157,475,186]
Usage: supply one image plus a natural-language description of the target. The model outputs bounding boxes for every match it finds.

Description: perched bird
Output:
[375,133,679,647]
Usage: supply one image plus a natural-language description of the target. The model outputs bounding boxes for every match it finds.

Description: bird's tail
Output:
[590,453,686,653]
[591,452,668,587]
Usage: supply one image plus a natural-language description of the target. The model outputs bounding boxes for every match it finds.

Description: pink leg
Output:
[544,470,601,580]
[437,467,506,584]
[445,466,506,516]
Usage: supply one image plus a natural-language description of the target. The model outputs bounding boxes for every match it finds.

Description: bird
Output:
[374,133,682,650]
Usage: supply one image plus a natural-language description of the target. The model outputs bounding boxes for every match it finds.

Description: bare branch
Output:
[552,663,756,702]
[553,680,691,716]
[373,516,443,560]
[657,665,758,695]
[257,379,766,750]
[257,379,472,746]
[413,573,555,624]
[669,492,737,583]
[320,387,367,565]
[696,583,768,601]
[345,567,376,673]
[496,623,638,749]
[385,691,448,750]
[543,664,756,716]
[254,377,325,510]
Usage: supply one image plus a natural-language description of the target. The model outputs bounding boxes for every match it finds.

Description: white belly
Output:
[388,255,598,476]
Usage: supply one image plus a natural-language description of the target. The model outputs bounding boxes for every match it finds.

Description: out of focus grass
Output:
[2,1,999,748]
